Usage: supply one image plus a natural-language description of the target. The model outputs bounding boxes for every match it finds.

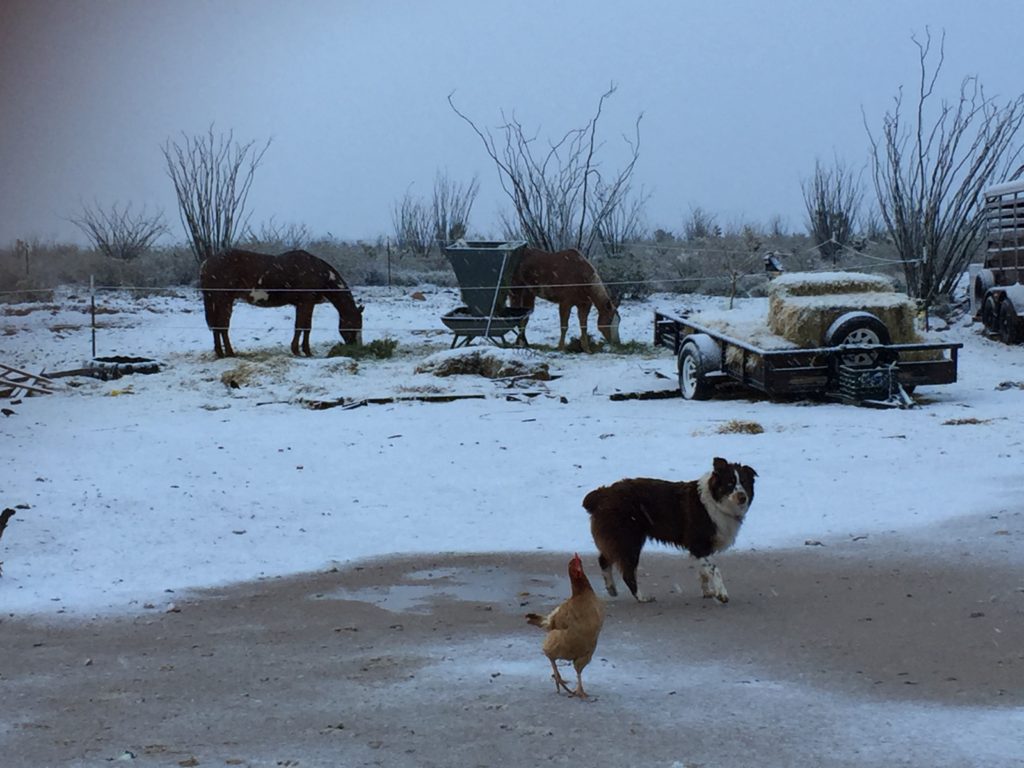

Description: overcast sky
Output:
[1,0,1022,247]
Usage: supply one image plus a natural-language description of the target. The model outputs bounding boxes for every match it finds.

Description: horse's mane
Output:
[587,274,614,307]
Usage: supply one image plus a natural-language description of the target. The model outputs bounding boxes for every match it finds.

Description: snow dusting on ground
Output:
[2,285,1022,616]
[3,283,1024,766]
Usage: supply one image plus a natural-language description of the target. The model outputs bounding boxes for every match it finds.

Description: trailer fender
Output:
[973,269,996,308]
[677,333,722,401]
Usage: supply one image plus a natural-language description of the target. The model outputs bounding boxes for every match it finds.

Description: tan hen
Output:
[525,553,605,698]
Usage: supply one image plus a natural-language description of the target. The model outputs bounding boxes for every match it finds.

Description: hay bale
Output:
[767,292,919,347]
[765,272,917,347]
[769,271,895,298]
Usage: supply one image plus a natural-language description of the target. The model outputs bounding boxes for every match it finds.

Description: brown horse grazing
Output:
[508,247,620,352]
[200,248,363,357]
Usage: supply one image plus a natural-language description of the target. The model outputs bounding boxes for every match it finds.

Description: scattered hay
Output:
[942,417,993,426]
[396,384,446,395]
[607,340,652,355]
[219,358,289,389]
[324,358,359,375]
[327,338,398,360]
[563,336,601,354]
[416,348,551,380]
[2,303,60,316]
[716,419,765,435]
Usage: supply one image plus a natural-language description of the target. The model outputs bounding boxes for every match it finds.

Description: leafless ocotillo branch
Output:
[449,85,642,256]
[866,28,1024,306]
[162,125,271,265]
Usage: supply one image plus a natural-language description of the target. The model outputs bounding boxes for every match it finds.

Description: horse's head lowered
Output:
[596,296,621,345]
[340,300,364,346]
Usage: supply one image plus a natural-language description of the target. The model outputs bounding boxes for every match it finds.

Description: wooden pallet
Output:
[0,361,56,398]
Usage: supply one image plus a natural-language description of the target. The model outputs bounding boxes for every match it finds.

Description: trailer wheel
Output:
[677,336,720,400]
[824,312,892,368]
[998,300,1021,345]
[981,294,1001,333]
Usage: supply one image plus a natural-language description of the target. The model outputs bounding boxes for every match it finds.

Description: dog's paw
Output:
[699,563,729,602]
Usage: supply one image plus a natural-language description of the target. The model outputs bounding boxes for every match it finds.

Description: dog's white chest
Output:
[697,471,748,553]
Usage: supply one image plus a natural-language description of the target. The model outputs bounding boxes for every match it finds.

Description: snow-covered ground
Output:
[2,284,1023,618]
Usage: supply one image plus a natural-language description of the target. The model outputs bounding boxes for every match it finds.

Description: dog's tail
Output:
[582,487,606,514]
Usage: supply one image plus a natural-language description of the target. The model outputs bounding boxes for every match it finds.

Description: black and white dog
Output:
[583,457,757,603]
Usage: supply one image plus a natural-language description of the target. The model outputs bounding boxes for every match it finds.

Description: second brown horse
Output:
[508,247,620,352]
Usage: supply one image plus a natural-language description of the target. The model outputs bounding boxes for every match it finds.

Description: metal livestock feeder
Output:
[441,240,532,347]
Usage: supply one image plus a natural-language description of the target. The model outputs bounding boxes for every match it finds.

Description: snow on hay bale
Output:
[415,347,551,380]
[767,272,919,347]
[769,271,895,298]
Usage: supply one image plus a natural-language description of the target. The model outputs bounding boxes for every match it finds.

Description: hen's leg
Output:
[548,658,572,694]
[571,668,590,700]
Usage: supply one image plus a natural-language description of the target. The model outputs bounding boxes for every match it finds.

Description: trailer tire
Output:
[824,312,892,368]
[998,300,1021,345]
[677,335,720,401]
[973,269,995,307]
[981,294,1001,333]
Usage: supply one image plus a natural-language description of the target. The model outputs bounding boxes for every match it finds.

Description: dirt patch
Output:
[2,523,1022,767]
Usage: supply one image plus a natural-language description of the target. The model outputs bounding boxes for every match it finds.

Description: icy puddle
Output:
[319,566,559,613]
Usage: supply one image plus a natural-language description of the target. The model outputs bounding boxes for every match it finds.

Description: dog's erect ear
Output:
[712,457,730,474]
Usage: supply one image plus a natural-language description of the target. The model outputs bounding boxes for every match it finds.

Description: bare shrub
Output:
[162,126,271,264]
[683,206,721,241]
[866,29,1024,307]
[432,171,479,247]
[243,218,312,251]
[802,158,862,263]
[69,203,168,261]
[391,190,433,259]
[449,85,642,255]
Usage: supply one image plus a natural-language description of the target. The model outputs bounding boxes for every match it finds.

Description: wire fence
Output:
[0,245,917,300]
[0,258,932,363]
[0,234,931,363]
[0,272,907,302]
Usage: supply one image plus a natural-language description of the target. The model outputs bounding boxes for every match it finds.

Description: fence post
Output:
[90,275,96,359]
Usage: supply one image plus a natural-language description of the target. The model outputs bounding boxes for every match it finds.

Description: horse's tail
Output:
[198,259,218,329]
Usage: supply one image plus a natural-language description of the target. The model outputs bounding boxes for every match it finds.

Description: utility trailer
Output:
[654,309,962,407]
[974,178,1024,344]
